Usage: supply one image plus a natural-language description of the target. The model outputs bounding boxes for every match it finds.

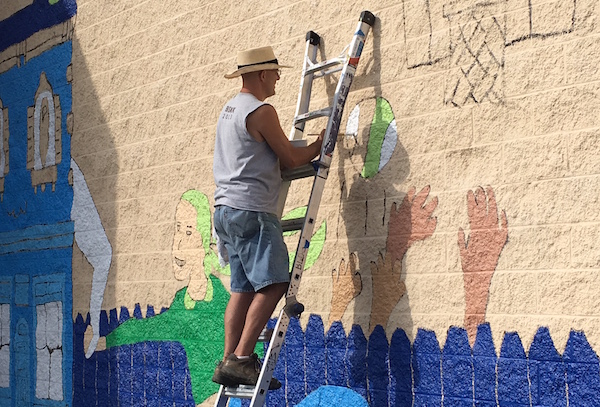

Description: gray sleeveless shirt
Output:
[213,92,281,214]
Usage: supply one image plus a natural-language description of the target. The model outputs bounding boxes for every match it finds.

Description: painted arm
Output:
[370,185,437,331]
[458,186,507,343]
[71,158,112,359]
[246,105,323,169]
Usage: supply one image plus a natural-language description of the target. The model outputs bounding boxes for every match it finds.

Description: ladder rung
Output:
[305,57,344,76]
[223,384,255,399]
[281,217,305,232]
[257,328,273,343]
[294,107,332,124]
[281,163,316,181]
[313,66,343,79]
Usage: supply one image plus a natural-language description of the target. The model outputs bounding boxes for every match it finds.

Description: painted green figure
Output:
[105,190,326,403]
[106,275,229,402]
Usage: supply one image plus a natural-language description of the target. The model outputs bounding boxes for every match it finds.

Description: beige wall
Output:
[70,0,600,357]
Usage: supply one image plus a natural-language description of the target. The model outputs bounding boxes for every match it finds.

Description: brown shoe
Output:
[213,353,282,390]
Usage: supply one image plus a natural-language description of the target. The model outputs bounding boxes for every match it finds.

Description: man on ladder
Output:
[211,45,323,390]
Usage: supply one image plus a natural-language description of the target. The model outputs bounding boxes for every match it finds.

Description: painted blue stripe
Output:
[0,222,74,253]
[0,232,73,254]
[0,222,74,244]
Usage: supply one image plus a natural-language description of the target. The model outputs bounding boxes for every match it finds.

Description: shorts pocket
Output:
[228,209,260,239]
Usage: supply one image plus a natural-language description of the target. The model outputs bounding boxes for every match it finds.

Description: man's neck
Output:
[241,88,266,101]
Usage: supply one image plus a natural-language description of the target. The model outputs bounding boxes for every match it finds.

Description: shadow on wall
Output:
[70,31,118,362]
[324,16,423,343]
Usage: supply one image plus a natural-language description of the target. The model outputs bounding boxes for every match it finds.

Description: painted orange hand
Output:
[328,253,362,326]
[369,252,406,333]
[386,185,438,264]
[458,186,508,344]
[458,186,508,273]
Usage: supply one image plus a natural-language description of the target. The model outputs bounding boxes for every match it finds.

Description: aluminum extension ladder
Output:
[214,10,375,407]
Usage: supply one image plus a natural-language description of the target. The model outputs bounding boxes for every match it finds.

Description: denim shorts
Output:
[214,205,290,292]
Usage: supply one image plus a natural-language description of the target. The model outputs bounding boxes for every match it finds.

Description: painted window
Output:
[34,274,65,402]
[27,72,62,193]
[35,301,63,401]
[0,303,9,388]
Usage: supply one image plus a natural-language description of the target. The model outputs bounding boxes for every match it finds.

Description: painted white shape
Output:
[35,347,50,399]
[0,303,9,388]
[45,301,61,349]
[35,304,47,349]
[33,90,56,171]
[0,304,8,345]
[49,349,63,401]
[379,119,398,172]
[35,301,63,401]
[71,158,112,359]
[345,104,360,138]
[0,108,4,177]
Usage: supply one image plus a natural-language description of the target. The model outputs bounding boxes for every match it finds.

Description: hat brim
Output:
[224,62,291,79]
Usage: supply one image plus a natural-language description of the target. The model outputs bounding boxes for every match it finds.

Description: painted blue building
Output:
[0,1,76,405]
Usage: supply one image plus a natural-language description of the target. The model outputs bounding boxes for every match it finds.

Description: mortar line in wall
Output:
[487,312,600,319]
[76,0,220,37]
[75,0,154,30]
[75,34,405,107]
[73,61,451,139]
[502,77,600,100]
[80,169,600,208]
[78,0,400,75]
[76,0,351,76]
[73,125,218,158]
[80,49,440,109]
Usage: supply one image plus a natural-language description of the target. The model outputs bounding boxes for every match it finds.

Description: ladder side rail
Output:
[285,12,375,292]
[289,31,321,141]
[250,308,292,406]
[319,13,374,168]
[285,175,326,300]
[214,385,229,407]
[277,31,320,220]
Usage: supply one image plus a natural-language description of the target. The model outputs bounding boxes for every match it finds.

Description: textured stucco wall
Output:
[2,0,600,405]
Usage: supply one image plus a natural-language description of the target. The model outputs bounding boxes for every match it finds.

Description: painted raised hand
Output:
[328,253,362,326]
[458,186,508,343]
[386,185,438,264]
[369,252,406,332]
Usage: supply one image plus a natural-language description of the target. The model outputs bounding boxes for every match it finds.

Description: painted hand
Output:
[369,252,406,332]
[386,185,438,264]
[458,186,508,342]
[328,253,362,326]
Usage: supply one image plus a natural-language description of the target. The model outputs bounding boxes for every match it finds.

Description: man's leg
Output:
[223,292,254,359]
[234,282,288,356]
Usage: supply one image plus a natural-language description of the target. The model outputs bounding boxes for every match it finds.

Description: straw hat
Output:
[224,46,291,79]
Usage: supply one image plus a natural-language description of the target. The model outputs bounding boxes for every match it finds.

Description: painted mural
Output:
[0,1,77,405]
[2,0,600,406]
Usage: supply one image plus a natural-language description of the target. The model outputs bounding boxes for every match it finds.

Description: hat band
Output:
[237,58,278,69]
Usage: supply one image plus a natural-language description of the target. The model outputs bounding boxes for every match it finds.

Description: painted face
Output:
[172,200,207,300]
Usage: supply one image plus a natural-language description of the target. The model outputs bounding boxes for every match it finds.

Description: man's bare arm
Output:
[247,104,322,169]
